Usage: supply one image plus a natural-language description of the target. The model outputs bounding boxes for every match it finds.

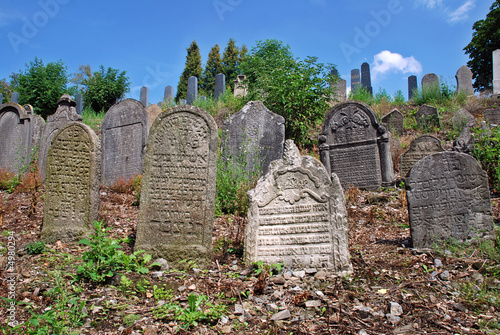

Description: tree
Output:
[464,0,500,92]
[0,79,13,104]
[200,44,223,95]
[222,38,243,92]
[176,41,203,101]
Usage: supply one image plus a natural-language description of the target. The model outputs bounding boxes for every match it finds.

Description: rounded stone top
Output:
[57,94,76,107]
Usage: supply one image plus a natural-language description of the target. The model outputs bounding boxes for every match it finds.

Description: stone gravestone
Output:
[38,95,83,180]
[41,122,101,243]
[75,93,84,115]
[351,69,360,92]
[361,62,372,95]
[407,152,494,248]
[381,109,404,136]
[421,73,439,91]
[146,104,162,129]
[0,94,3,104]
[135,105,218,269]
[222,101,285,175]
[453,120,476,154]
[400,135,443,177]
[101,99,149,186]
[455,65,474,95]
[164,85,174,103]
[493,49,500,95]
[451,108,474,132]
[214,73,225,100]
[187,76,198,104]
[234,75,247,97]
[245,140,353,274]
[140,86,149,107]
[415,104,440,129]
[180,99,187,105]
[408,75,417,100]
[330,69,346,102]
[23,104,45,161]
[484,108,500,125]
[10,92,19,103]
[318,102,394,189]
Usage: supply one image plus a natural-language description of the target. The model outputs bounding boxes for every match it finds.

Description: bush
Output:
[25,241,45,255]
[348,86,374,105]
[472,126,500,192]
[0,169,19,193]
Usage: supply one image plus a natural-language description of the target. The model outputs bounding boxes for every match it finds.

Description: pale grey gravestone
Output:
[245,139,353,274]
[351,69,360,92]
[0,94,3,104]
[140,86,149,107]
[455,65,474,95]
[453,120,477,154]
[415,104,440,129]
[493,49,500,95]
[330,69,346,102]
[23,104,45,161]
[381,109,404,136]
[146,104,162,129]
[408,75,417,100]
[10,92,19,103]
[484,108,500,125]
[135,105,218,269]
[187,76,198,104]
[451,108,474,132]
[214,73,226,100]
[101,99,149,186]
[222,100,285,175]
[75,93,84,115]
[407,152,494,248]
[400,135,444,177]
[318,102,394,189]
[361,62,372,95]
[234,75,248,97]
[421,73,439,91]
[180,99,187,105]
[41,122,101,243]
[38,94,83,181]
[164,85,174,102]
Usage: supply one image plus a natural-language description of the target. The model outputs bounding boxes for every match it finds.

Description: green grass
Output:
[81,108,105,133]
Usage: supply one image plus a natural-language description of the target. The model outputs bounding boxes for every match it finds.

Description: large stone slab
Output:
[400,135,443,177]
[318,102,394,189]
[415,104,440,129]
[135,105,218,269]
[222,101,285,175]
[361,62,372,95]
[146,104,162,129]
[381,109,404,136]
[245,140,352,274]
[407,152,494,248]
[187,76,198,104]
[408,75,417,100]
[330,69,346,102]
[101,99,149,186]
[214,73,225,100]
[421,73,439,91]
[455,65,474,95]
[451,108,474,132]
[484,108,500,125]
[493,49,500,95]
[41,122,101,243]
[351,69,360,92]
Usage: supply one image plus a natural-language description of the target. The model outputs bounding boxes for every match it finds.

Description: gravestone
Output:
[493,49,500,95]
[187,76,198,104]
[330,69,346,102]
[361,62,372,95]
[407,152,494,248]
[41,122,101,243]
[11,92,19,103]
[75,94,84,115]
[381,109,404,136]
[400,135,443,177]
[23,104,45,161]
[455,65,474,95]
[415,104,440,129]
[180,99,187,105]
[101,99,149,186]
[453,120,476,154]
[38,95,83,180]
[318,102,394,189]
[222,100,285,175]
[164,85,174,102]
[245,140,353,274]
[135,105,218,269]
[421,73,439,91]
[484,108,500,125]
[408,75,417,100]
[451,108,474,132]
[351,69,360,92]
[214,73,225,100]
[234,75,247,97]
[146,104,162,129]
[140,86,149,107]
[0,94,3,104]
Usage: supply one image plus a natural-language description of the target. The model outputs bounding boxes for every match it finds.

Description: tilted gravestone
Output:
[39,95,83,180]
[421,73,439,91]
[361,62,372,95]
[453,120,476,154]
[140,86,149,107]
[41,122,101,243]
[408,75,417,100]
[381,109,404,136]
[101,99,149,186]
[75,93,84,115]
[234,75,247,97]
[400,135,444,177]
[146,104,162,129]
[222,101,285,175]
[318,102,394,189]
[214,73,225,100]
[415,104,440,129]
[351,69,360,92]
[245,140,353,274]
[484,108,500,125]
[455,65,474,95]
[187,76,198,104]
[135,105,218,269]
[407,152,494,248]
[451,108,474,132]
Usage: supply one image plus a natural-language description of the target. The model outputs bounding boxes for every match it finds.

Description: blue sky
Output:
[0,0,493,105]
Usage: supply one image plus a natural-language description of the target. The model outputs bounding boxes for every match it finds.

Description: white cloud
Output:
[415,0,443,9]
[413,0,476,25]
[0,10,22,27]
[372,51,423,80]
[447,0,475,24]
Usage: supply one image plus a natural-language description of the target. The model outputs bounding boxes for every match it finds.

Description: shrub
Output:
[0,169,19,193]
[25,241,45,255]
[348,86,374,105]
[472,125,500,192]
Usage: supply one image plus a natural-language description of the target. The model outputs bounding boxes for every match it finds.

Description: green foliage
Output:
[472,126,500,192]
[464,1,500,91]
[222,38,246,92]
[25,241,45,255]
[0,78,12,103]
[0,169,20,193]
[153,285,174,301]
[191,89,246,117]
[348,86,374,105]
[81,107,106,132]
[374,88,392,104]
[200,44,223,95]
[393,90,405,105]
[176,40,203,101]
[252,260,284,276]
[412,80,468,107]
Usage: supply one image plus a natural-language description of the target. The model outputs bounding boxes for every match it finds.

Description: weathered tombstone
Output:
[361,62,372,95]
[164,85,174,102]
[351,69,360,92]
[101,99,149,186]
[23,104,45,160]
[214,73,225,100]
[0,94,3,104]
[484,108,500,125]
[408,75,417,100]
[234,75,247,97]
[455,65,474,95]
[451,108,474,132]
[415,104,440,129]
[493,49,500,95]
[381,109,404,136]
[38,95,83,180]
[222,100,285,175]
[146,104,162,129]
[407,152,494,248]
[135,105,218,269]
[41,122,101,243]
[318,102,394,189]
[187,76,198,104]
[245,140,353,274]
[140,86,149,107]
[11,92,19,103]
[453,120,476,154]
[75,93,84,115]
[400,135,443,177]
[330,69,346,102]
[421,73,439,91]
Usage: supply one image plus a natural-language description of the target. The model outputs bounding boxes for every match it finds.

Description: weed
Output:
[0,169,19,193]
[472,125,500,192]
[82,107,106,133]
[123,314,141,327]
[25,241,45,255]
[153,285,174,301]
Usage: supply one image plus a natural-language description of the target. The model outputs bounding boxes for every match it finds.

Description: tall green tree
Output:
[464,0,500,92]
[176,40,203,101]
[200,44,223,95]
[222,38,243,92]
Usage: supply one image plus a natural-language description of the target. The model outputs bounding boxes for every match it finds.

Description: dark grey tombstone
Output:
[400,135,444,177]
[11,92,19,103]
[38,95,83,180]
[415,104,440,129]
[408,75,417,100]
[23,104,45,161]
[330,70,346,102]
[140,86,149,107]
[381,109,404,136]
[214,73,226,100]
[135,105,218,269]
[361,62,372,95]
[76,94,84,115]
[351,69,360,92]
[456,65,474,95]
[318,102,394,189]
[187,76,198,104]
[407,152,494,248]
[222,100,285,175]
[101,99,149,186]
[0,94,3,104]
[451,108,474,132]
[421,73,439,91]
[484,108,500,125]
[164,85,174,102]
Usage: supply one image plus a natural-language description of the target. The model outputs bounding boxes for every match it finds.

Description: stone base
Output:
[493,80,500,95]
